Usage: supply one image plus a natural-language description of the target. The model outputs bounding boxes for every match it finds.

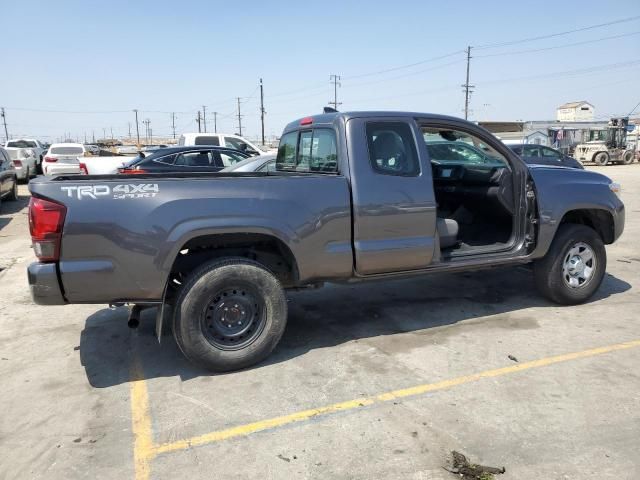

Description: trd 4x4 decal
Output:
[60,184,159,200]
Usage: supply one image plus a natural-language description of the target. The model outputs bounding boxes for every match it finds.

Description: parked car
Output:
[82,155,131,175]
[509,144,584,169]
[115,145,139,155]
[27,111,624,372]
[177,133,268,156]
[5,138,46,173]
[5,147,38,181]
[0,147,18,207]
[84,144,100,155]
[118,146,250,174]
[221,153,276,172]
[42,143,87,176]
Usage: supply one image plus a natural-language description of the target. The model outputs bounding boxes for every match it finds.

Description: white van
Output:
[177,133,269,156]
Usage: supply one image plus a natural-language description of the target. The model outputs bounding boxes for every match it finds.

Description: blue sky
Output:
[2,0,639,142]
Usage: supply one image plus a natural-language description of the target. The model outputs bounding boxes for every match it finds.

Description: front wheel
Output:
[534,224,606,305]
[7,180,18,201]
[173,258,288,372]
[593,152,609,166]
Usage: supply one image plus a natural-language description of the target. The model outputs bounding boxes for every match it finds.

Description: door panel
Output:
[347,117,437,275]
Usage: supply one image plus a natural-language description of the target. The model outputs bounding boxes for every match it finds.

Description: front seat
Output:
[437,217,459,249]
[372,132,406,172]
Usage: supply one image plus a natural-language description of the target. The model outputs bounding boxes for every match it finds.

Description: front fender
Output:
[529,166,624,258]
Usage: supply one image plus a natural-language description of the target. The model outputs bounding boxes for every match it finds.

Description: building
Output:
[479,119,609,154]
[556,101,595,122]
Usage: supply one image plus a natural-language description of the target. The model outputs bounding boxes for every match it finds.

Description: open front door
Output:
[347,117,437,275]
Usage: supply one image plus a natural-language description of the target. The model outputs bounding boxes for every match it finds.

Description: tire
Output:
[533,224,606,305]
[593,152,609,166]
[6,179,18,201]
[23,167,30,183]
[622,151,634,165]
[173,258,288,372]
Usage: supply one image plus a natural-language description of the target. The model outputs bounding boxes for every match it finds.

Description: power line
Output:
[475,30,640,58]
[343,50,465,80]
[629,100,640,116]
[475,14,640,49]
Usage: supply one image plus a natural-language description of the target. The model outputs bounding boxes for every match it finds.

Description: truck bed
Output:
[29,173,353,303]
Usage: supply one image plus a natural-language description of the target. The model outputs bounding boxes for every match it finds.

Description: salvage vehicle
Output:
[118,146,250,174]
[27,111,625,372]
[5,147,38,181]
[42,143,87,176]
[508,144,584,170]
[178,132,269,156]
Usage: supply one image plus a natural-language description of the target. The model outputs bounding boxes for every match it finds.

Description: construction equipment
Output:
[575,117,635,166]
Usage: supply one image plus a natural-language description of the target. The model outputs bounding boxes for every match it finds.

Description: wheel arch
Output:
[166,232,300,296]
[559,208,615,244]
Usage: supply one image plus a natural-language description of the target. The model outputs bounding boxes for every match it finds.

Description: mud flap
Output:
[155,283,171,343]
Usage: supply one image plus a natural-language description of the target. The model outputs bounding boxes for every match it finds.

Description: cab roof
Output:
[283,111,472,134]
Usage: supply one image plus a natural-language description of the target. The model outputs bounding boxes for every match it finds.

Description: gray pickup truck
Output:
[28,111,625,371]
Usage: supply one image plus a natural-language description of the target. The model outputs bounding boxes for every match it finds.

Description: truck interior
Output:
[421,127,516,256]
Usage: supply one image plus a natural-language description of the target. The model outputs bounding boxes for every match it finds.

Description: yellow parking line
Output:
[130,355,154,480]
[147,338,640,458]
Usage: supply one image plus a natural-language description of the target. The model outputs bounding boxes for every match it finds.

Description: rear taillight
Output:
[12,159,23,167]
[44,156,58,163]
[28,197,66,262]
[79,162,88,175]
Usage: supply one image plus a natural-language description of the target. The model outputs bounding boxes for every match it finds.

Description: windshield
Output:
[7,140,37,148]
[50,146,83,155]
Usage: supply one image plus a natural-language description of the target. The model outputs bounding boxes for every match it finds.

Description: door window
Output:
[174,151,213,166]
[423,128,508,167]
[541,147,562,160]
[523,145,541,157]
[366,122,419,176]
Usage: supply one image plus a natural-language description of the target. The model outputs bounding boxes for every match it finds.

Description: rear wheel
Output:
[7,179,18,201]
[622,151,634,165]
[173,258,288,372]
[593,152,609,166]
[534,224,606,305]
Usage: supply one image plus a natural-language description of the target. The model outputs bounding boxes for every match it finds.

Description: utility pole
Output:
[149,128,153,145]
[92,131,95,143]
[110,127,114,140]
[133,109,140,145]
[196,111,202,133]
[260,78,266,146]
[128,122,132,139]
[143,119,151,144]
[202,105,207,133]
[213,112,218,133]
[103,128,106,140]
[329,74,342,110]
[171,112,177,139]
[236,97,243,136]
[1,108,9,141]
[84,132,87,143]
[462,46,474,120]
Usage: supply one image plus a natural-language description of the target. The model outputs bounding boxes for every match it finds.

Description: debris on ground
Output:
[507,355,518,362]
[444,450,505,479]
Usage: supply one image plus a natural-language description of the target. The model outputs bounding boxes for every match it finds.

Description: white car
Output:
[5,138,46,172]
[177,133,270,156]
[43,143,87,176]
[5,147,38,181]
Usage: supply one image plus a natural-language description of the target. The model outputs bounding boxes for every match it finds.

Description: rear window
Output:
[7,140,37,148]
[276,128,338,173]
[194,136,220,146]
[50,146,83,155]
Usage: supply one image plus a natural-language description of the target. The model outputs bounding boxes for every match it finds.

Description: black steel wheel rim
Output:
[201,285,266,350]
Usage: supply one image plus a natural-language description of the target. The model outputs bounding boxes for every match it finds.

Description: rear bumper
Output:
[27,262,66,305]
